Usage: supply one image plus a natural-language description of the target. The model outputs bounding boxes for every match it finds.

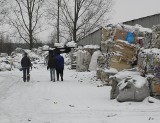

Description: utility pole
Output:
[57,0,60,43]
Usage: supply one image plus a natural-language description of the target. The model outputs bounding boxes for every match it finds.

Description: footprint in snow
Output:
[69,105,75,107]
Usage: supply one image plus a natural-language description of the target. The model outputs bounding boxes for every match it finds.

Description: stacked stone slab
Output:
[97,53,118,84]
[109,40,138,71]
[70,48,78,69]
[137,48,160,96]
[75,45,101,72]
[76,49,92,72]
[152,24,160,48]
[137,48,160,75]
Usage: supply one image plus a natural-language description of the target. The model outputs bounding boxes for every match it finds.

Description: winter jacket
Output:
[21,56,31,68]
[55,55,64,70]
[47,56,56,69]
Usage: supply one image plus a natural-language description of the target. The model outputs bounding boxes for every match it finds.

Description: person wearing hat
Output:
[21,52,32,82]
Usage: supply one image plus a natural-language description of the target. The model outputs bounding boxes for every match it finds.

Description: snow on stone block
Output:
[54,43,64,48]
[0,53,8,57]
[143,96,160,103]
[66,41,77,47]
[23,49,31,54]
[100,68,118,84]
[84,45,100,49]
[11,48,25,55]
[0,62,11,71]
[118,75,148,90]
[113,70,140,82]
[116,75,150,102]
[42,45,49,50]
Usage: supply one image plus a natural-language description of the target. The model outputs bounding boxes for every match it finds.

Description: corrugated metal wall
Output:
[78,28,102,46]
[123,14,160,28]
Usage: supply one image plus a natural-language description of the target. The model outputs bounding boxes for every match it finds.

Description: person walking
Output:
[47,52,56,82]
[21,52,32,82]
[55,49,64,81]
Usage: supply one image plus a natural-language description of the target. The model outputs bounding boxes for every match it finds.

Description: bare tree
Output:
[0,0,8,34]
[48,0,113,43]
[0,0,7,22]
[46,0,64,43]
[7,0,45,49]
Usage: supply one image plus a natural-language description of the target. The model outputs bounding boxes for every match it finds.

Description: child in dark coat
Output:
[21,53,32,82]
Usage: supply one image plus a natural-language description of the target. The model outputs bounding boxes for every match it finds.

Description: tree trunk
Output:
[73,0,78,42]
[73,23,77,42]
[29,32,33,50]
[29,10,33,49]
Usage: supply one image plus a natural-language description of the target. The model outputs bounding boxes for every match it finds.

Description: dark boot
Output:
[57,72,59,81]
[60,73,63,81]
[27,74,30,82]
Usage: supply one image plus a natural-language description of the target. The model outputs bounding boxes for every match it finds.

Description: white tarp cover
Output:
[89,50,101,71]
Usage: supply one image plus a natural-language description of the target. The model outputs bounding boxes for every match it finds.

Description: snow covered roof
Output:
[104,23,152,33]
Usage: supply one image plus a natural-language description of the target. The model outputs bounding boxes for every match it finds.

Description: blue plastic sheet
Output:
[126,32,134,44]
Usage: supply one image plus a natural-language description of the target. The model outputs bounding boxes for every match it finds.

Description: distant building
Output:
[123,13,160,28]
[78,13,160,47]
[78,27,110,47]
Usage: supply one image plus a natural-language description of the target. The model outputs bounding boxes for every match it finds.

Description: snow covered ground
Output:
[0,64,160,123]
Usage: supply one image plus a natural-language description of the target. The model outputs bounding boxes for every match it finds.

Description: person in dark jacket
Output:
[47,53,56,82]
[21,52,32,82]
[55,49,64,81]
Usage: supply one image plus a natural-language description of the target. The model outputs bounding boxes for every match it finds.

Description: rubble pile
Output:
[75,45,100,72]
[137,48,160,75]
[137,48,160,96]
[95,24,160,100]
[110,70,150,102]
[109,40,137,71]
[0,46,54,71]
[152,24,160,48]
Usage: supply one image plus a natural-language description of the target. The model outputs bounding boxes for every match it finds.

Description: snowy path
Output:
[0,65,160,123]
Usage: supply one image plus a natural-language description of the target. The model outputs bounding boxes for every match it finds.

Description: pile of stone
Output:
[96,24,152,84]
[110,70,150,102]
[137,48,160,75]
[75,45,100,72]
[137,48,160,96]
[0,53,11,71]
[151,24,160,48]
[109,40,138,71]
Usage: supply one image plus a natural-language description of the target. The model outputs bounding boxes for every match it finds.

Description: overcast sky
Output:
[111,0,160,23]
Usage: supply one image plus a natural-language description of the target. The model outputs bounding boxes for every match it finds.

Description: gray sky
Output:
[111,0,160,23]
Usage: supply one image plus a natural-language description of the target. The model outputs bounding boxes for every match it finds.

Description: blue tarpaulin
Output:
[126,32,134,44]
